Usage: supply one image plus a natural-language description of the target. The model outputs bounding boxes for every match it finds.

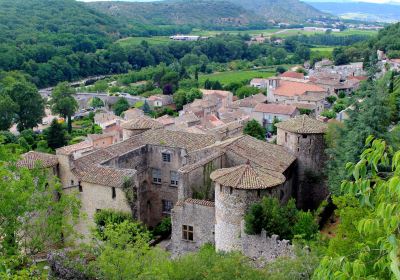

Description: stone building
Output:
[21,115,328,260]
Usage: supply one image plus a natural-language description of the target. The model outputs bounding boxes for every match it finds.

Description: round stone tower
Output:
[275,115,328,208]
[211,163,285,252]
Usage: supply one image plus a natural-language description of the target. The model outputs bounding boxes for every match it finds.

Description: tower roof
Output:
[275,115,327,134]
[17,151,58,169]
[210,162,285,190]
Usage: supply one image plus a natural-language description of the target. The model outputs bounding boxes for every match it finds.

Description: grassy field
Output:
[311,46,335,58]
[199,70,275,86]
[117,36,171,47]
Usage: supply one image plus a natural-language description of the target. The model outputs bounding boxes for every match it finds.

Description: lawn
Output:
[117,36,171,47]
[199,70,275,86]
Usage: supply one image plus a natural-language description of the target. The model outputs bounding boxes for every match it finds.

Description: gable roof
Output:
[254,103,297,115]
[121,116,164,130]
[275,115,327,134]
[210,163,285,189]
[56,141,93,156]
[17,151,58,169]
[225,135,296,173]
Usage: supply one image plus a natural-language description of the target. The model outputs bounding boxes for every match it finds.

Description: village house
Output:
[266,77,327,116]
[147,94,173,108]
[250,78,269,89]
[123,108,144,120]
[251,103,299,131]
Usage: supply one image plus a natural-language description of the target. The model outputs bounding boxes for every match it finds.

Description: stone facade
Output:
[171,199,215,256]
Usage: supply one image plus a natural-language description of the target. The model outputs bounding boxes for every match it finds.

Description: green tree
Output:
[244,119,266,141]
[314,137,400,279]
[45,119,67,150]
[1,73,45,131]
[0,93,18,130]
[113,97,130,116]
[236,86,260,99]
[0,147,80,258]
[50,82,78,133]
[89,97,104,108]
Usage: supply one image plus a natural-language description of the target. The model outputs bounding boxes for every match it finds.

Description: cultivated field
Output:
[199,70,275,85]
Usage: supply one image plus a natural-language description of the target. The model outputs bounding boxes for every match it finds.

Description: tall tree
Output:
[0,93,18,130]
[45,119,67,150]
[50,82,78,133]
[113,97,130,116]
[243,120,266,141]
[1,73,45,131]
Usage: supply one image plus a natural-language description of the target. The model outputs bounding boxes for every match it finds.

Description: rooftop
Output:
[274,80,326,97]
[210,162,286,190]
[254,103,297,115]
[280,71,304,80]
[17,151,58,169]
[56,141,93,155]
[121,116,164,130]
[275,115,327,134]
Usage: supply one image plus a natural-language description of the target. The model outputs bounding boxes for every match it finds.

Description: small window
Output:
[280,190,284,200]
[78,182,83,192]
[230,187,233,195]
[302,134,307,139]
[162,152,171,162]
[170,171,179,187]
[297,136,300,144]
[182,225,194,241]
[162,200,173,215]
[152,169,162,184]
[112,187,116,199]
[71,180,74,186]
[257,190,261,198]
[220,185,223,192]
[285,132,288,143]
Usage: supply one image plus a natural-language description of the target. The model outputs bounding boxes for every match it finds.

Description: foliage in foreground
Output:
[314,137,400,279]
[245,197,319,241]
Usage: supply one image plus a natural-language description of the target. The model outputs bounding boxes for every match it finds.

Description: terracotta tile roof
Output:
[201,89,232,98]
[225,135,296,173]
[140,129,216,152]
[87,133,114,141]
[176,198,215,207]
[275,115,327,134]
[156,115,175,126]
[233,93,267,108]
[275,80,326,97]
[74,165,136,188]
[210,163,285,189]
[17,151,58,169]
[56,141,93,155]
[254,103,297,115]
[121,116,164,130]
[176,112,200,124]
[280,71,304,79]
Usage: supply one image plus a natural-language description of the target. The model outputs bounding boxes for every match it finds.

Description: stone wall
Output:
[171,200,215,256]
[240,222,293,264]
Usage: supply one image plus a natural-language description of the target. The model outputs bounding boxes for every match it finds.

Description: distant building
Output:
[169,35,208,41]
[147,94,173,108]
[251,103,299,131]
[250,78,269,89]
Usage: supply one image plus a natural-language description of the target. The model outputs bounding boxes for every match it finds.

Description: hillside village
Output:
[3,0,400,278]
[15,58,367,262]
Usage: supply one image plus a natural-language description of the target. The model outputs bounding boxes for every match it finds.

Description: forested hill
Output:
[0,0,121,46]
[225,0,329,22]
[87,0,266,29]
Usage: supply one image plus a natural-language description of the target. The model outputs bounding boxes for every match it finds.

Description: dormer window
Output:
[162,152,171,162]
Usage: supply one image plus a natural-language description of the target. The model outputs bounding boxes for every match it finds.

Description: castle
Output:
[18,115,327,258]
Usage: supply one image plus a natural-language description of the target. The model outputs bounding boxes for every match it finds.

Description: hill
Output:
[87,0,266,29]
[225,0,329,22]
[308,2,400,22]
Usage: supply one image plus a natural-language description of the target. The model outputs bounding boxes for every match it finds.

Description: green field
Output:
[199,70,275,85]
[117,36,171,47]
[311,46,335,58]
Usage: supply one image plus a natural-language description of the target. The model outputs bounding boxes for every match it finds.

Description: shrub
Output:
[153,217,172,238]
[321,110,336,119]
[94,209,132,240]
[292,211,318,240]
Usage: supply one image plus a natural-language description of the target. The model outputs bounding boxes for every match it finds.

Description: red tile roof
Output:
[274,80,326,97]
[254,103,297,115]
[280,71,304,79]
